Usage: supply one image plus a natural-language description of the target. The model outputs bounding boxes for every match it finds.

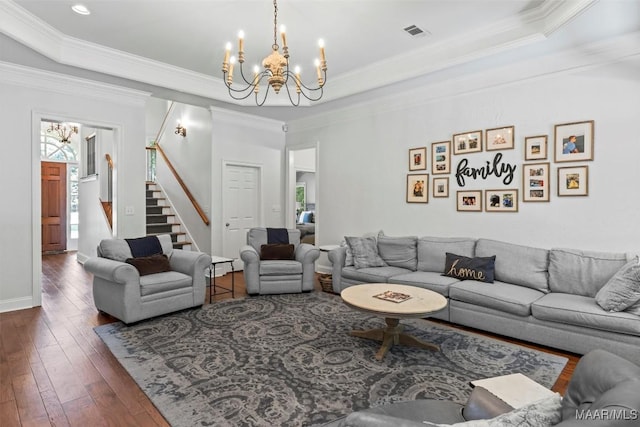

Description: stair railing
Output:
[101,153,114,229]
[154,143,210,225]
[149,101,209,226]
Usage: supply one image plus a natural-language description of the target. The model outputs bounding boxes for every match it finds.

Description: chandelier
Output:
[221,0,327,106]
[47,122,78,143]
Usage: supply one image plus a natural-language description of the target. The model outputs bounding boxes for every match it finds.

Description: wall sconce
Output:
[175,123,187,137]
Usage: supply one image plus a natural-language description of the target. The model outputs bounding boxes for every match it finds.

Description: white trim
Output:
[0,297,36,314]
[209,106,284,133]
[288,30,640,134]
[0,0,595,105]
[32,110,124,308]
[76,252,90,264]
[0,61,151,106]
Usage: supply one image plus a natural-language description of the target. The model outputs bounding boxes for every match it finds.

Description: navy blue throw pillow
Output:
[443,252,496,283]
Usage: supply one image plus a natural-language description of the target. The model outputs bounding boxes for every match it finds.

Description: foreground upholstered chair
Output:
[240,227,320,295]
[323,349,640,426]
[84,234,211,324]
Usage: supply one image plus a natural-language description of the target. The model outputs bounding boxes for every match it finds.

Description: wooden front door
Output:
[41,161,67,253]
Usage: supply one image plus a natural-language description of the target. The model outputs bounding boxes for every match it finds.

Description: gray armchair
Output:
[324,349,640,426]
[84,234,211,324]
[240,227,320,295]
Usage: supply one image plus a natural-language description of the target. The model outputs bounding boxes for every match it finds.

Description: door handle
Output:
[225,223,230,227]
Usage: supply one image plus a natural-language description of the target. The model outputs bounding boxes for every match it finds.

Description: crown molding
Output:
[209,106,284,133]
[0,61,151,105]
[287,30,640,134]
[537,0,598,36]
[0,0,597,106]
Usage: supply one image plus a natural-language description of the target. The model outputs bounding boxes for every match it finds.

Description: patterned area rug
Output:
[95,292,567,427]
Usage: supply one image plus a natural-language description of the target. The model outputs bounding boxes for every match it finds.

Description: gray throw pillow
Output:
[377,235,418,270]
[345,236,387,269]
[595,260,640,312]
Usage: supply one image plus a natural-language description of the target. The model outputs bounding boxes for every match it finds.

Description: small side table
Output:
[318,245,340,293]
[206,256,235,303]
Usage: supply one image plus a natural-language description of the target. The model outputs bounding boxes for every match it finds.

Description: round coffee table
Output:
[341,283,448,361]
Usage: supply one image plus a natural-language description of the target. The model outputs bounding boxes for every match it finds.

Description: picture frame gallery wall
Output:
[406,120,594,211]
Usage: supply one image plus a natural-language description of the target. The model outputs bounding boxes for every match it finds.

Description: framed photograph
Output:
[558,166,589,196]
[433,177,449,198]
[554,120,594,163]
[484,189,519,212]
[456,190,482,211]
[453,130,482,155]
[431,141,451,175]
[524,135,548,161]
[407,174,429,203]
[522,162,550,202]
[409,147,427,171]
[486,126,515,151]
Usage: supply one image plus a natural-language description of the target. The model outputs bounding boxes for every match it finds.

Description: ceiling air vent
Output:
[404,25,430,37]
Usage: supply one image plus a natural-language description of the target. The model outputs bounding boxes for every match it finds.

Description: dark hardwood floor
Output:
[0,252,579,426]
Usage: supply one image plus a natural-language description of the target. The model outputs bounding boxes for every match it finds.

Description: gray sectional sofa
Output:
[328,236,640,364]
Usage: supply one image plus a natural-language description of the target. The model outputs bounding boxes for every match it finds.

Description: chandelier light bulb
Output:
[238,30,245,39]
[294,65,301,74]
[318,39,325,48]
[230,56,236,64]
[225,42,232,51]
[253,65,260,74]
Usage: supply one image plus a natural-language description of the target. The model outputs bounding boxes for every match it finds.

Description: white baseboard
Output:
[0,296,37,313]
[76,252,90,264]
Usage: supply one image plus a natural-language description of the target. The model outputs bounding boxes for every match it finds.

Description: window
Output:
[85,133,97,177]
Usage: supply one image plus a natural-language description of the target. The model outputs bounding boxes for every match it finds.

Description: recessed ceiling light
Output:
[71,4,91,15]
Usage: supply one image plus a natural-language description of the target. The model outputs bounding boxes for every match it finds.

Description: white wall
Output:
[210,107,286,257]
[287,41,640,271]
[148,98,213,253]
[0,62,149,312]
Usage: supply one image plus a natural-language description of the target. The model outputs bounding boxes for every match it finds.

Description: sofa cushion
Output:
[259,260,302,276]
[341,266,410,283]
[595,260,640,312]
[548,248,635,297]
[443,253,495,283]
[532,293,640,336]
[98,239,133,262]
[139,271,192,296]
[476,239,549,293]
[418,237,477,273]
[449,280,545,317]
[377,235,418,271]
[125,254,171,276]
[389,271,460,296]
[345,236,387,269]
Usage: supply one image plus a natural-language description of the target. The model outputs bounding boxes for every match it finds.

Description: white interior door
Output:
[223,164,260,270]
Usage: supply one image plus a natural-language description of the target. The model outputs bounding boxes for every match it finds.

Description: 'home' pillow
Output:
[595,259,640,312]
[443,252,496,283]
[125,253,171,276]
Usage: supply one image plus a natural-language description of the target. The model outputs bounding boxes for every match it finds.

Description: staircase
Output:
[145,182,192,250]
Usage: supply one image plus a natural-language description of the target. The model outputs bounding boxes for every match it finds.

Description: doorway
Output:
[222,163,262,270]
[287,145,318,244]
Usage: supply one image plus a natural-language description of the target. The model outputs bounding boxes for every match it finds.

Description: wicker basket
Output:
[318,274,334,293]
